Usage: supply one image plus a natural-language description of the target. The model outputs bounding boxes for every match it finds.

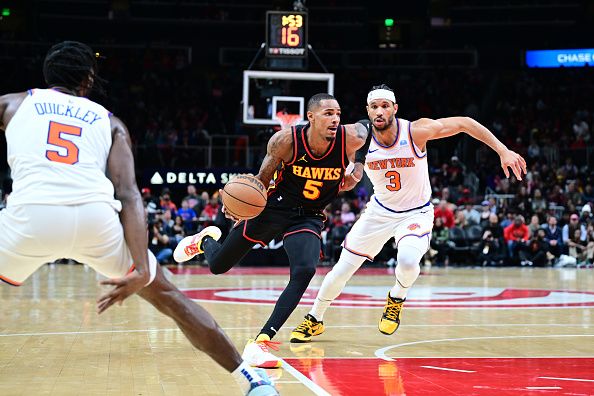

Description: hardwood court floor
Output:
[1,264,594,395]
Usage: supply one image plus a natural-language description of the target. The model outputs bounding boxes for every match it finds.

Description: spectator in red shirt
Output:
[201,197,220,222]
[434,199,455,228]
[504,215,530,262]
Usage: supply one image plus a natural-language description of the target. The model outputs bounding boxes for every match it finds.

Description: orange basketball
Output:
[221,174,267,220]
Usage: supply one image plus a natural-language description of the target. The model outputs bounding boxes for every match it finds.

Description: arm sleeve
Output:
[354,120,372,164]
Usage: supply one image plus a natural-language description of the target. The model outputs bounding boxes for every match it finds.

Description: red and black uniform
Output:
[203,123,348,338]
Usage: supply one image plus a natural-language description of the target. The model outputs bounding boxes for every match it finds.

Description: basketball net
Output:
[276,111,302,130]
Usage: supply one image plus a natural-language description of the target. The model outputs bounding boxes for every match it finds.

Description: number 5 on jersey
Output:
[46,121,82,165]
[303,179,323,200]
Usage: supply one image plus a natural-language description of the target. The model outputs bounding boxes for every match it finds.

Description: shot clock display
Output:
[266,11,308,58]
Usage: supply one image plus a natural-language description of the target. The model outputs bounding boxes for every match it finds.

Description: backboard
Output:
[242,70,334,126]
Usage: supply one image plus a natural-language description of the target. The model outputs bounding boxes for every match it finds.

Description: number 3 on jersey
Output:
[46,121,82,165]
[303,179,323,200]
[385,170,401,191]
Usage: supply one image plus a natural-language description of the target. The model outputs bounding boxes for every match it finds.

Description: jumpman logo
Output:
[297,154,308,163]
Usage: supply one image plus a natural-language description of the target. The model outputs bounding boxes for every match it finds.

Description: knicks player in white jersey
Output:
[290,84,527,342]
[0,41,277,396]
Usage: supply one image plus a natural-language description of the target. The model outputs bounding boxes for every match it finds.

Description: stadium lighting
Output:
[1,8,10,17]
[384,18,394,27]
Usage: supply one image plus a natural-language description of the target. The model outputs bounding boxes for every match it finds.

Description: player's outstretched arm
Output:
[341,121,370,191]
[97,115,150,313]
[255,128,294,188]
[411,116,527,180]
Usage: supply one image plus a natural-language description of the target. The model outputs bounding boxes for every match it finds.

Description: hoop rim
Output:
[276,112,303,129]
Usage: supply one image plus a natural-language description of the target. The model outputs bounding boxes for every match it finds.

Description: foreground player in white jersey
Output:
[0,41,277,396]
[290,84,526,341]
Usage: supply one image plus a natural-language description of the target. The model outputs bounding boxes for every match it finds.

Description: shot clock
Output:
[266,11,308,58]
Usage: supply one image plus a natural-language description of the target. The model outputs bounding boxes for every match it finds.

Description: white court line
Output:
[279,358,331,396]
[375,334,594,361]
[1,323,591,338]
[421,365,476,373]
[526,387,562,390]
[539,376,594,383]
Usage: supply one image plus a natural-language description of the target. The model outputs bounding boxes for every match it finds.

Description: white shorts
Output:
[342,197,434,261]
[0,202,156,286]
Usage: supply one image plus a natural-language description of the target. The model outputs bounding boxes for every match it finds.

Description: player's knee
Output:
[290,264,316,282]
[396,245,424,270]
[207,255,230,275]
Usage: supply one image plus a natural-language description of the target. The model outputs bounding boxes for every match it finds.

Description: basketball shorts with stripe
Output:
[342,198,434,261]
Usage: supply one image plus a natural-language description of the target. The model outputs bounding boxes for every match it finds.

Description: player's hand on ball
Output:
[341,173,359,191]
[499,149,527,181]
[219,189,240,222]
[96,271,148,314]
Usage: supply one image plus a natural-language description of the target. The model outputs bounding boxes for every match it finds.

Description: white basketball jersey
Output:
[365,118,431,212]
[5,89,121,210]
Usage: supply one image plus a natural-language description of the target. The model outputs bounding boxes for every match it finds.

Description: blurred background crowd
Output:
[1,0,593,268]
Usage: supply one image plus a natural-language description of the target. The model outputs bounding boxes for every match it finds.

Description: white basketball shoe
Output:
[173,226,222,263]
[242,334,282,369]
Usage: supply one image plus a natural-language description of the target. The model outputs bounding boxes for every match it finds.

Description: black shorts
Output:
[237,206,325,246]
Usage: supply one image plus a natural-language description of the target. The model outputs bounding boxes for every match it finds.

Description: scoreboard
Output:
[266,11,308,58]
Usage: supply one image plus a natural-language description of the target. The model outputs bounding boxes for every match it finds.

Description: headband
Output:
[367,89,396,104]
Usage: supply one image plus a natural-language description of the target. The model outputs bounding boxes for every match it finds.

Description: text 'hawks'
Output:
[366,157,415,170]
[292,165,342,180]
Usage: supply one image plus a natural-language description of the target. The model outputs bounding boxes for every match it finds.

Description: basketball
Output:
[221,174,267,220]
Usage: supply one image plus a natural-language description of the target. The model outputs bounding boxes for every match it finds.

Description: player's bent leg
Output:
[380,236,428,335]
[290,249,366,343]
[243,232,319,368]
[203,225,258,274]
[137,265,279,395]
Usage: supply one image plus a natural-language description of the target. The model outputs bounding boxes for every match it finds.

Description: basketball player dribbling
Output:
[290,84,527,342]
[0,41,277,396]
[174,93,369,368]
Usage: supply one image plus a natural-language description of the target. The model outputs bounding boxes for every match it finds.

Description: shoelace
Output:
[256,339,281,352]
[384,299,403,321]
[295,319,317,335]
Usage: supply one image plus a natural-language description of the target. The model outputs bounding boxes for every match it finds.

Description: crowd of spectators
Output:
[1,46,593,268]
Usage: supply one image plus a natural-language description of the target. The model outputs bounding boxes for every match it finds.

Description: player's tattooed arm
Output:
[256,128,294,188]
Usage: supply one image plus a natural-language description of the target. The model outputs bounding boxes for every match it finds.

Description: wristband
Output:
[350,173,361,182]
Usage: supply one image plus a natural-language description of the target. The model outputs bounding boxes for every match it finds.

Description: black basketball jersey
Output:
[267,124,348,211]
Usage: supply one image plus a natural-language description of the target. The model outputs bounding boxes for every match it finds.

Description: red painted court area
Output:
[285,357,594,395]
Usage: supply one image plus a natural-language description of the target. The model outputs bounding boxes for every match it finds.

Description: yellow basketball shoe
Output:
[379,294,405,335]
[289,314,325,343]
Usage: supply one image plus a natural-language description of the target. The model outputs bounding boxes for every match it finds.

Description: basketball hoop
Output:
[276,112,302,129]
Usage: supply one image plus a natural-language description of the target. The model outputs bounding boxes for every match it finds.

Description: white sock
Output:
[309,249,366,321]
[309,298,332,321]
[389,242,425,300]
[232,361,264,393]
